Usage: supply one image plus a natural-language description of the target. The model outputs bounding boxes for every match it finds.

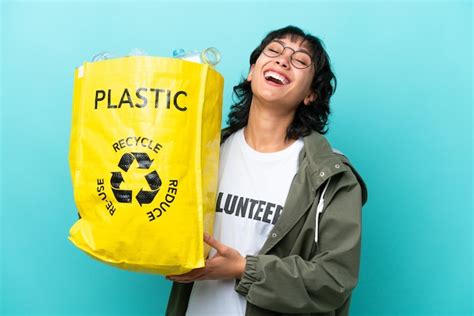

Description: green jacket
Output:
[166,130,368,316]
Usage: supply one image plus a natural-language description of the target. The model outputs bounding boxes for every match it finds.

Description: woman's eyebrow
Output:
[273,38,312,55]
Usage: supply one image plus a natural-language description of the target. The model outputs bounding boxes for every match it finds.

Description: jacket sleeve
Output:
[166,282,194,316]
[234,179,363,313]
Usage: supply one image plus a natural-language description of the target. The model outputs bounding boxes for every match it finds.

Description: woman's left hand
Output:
[166,233,246,283]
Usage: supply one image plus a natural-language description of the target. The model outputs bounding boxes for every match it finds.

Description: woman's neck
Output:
[244,102,296,152]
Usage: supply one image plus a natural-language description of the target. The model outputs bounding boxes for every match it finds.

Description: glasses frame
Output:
[262,40,314,69]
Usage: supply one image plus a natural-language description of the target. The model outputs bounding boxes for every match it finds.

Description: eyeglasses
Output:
[262,41,313,69]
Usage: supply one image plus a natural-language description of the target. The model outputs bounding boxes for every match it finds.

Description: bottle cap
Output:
[200,47,221,66]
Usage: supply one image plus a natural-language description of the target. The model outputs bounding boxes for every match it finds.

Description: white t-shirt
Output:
[186,128,303,316]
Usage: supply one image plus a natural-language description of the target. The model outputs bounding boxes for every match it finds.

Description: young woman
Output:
[167,25,368,316]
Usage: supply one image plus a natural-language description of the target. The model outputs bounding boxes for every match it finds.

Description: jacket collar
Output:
[301,131,367,204]
[300,132,349,190]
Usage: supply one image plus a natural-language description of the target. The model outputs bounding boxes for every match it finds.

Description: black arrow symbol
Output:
[132,152,153,169]
[136,189,159,206]
[145,171,162,190]
[111,188,133,203]
[110,172,124,189]
[118,153,135,172]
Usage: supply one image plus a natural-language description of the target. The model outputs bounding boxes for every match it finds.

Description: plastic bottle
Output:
[91,51,115,62]
[172,47,221,67]
[91,48,148,62]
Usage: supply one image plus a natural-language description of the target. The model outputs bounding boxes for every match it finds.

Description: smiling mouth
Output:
[264,70,290,85]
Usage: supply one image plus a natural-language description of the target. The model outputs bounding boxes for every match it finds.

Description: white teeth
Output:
[264,71,289,84]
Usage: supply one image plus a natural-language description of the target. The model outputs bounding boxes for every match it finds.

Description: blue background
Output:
[1,1,472,315]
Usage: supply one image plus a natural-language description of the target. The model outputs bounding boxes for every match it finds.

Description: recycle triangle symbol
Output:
[110,152,162,206]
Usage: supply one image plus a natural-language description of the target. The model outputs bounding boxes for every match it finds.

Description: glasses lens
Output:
[263,41,284,57]
[291,52,312,69]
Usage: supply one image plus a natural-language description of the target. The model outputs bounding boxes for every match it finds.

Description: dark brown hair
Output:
[225,25,336,140]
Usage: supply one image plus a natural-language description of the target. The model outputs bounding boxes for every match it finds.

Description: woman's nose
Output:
[275,47,293,68]
[275,57,290,68]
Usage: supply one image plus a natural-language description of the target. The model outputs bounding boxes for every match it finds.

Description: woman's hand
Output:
[166,233,246,283]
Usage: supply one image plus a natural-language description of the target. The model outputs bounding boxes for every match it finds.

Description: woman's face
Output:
[247,35,316,114]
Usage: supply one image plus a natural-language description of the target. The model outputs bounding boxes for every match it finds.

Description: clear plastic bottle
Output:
[172,47,221,67]
[91,48,148,62]
[91,51,115,62]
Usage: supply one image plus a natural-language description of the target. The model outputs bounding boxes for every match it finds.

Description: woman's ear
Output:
[247,65,255,81]
[304,92,316,106]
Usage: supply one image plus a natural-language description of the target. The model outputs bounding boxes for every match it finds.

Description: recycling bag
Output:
[68,56,223,275]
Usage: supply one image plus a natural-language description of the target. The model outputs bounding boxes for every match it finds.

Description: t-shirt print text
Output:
[216,192,283,225]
